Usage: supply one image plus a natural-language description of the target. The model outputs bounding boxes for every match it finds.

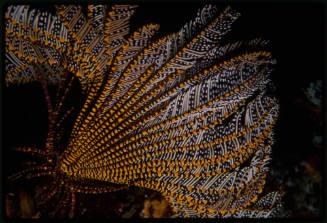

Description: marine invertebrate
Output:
[5,4,284,218]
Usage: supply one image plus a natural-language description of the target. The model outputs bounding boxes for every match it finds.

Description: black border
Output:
[0,0,326,222]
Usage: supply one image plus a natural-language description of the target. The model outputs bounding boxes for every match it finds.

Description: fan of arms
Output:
[5,4,285,218]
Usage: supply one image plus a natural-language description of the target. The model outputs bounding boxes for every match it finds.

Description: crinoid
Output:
[5,4,285,218]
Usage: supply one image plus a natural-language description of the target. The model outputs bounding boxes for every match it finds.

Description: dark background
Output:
[2,2,325,219]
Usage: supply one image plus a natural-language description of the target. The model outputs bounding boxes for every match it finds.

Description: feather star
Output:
[5,4,284,218]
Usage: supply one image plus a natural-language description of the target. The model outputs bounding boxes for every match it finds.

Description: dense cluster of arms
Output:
[5,4,284,218]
